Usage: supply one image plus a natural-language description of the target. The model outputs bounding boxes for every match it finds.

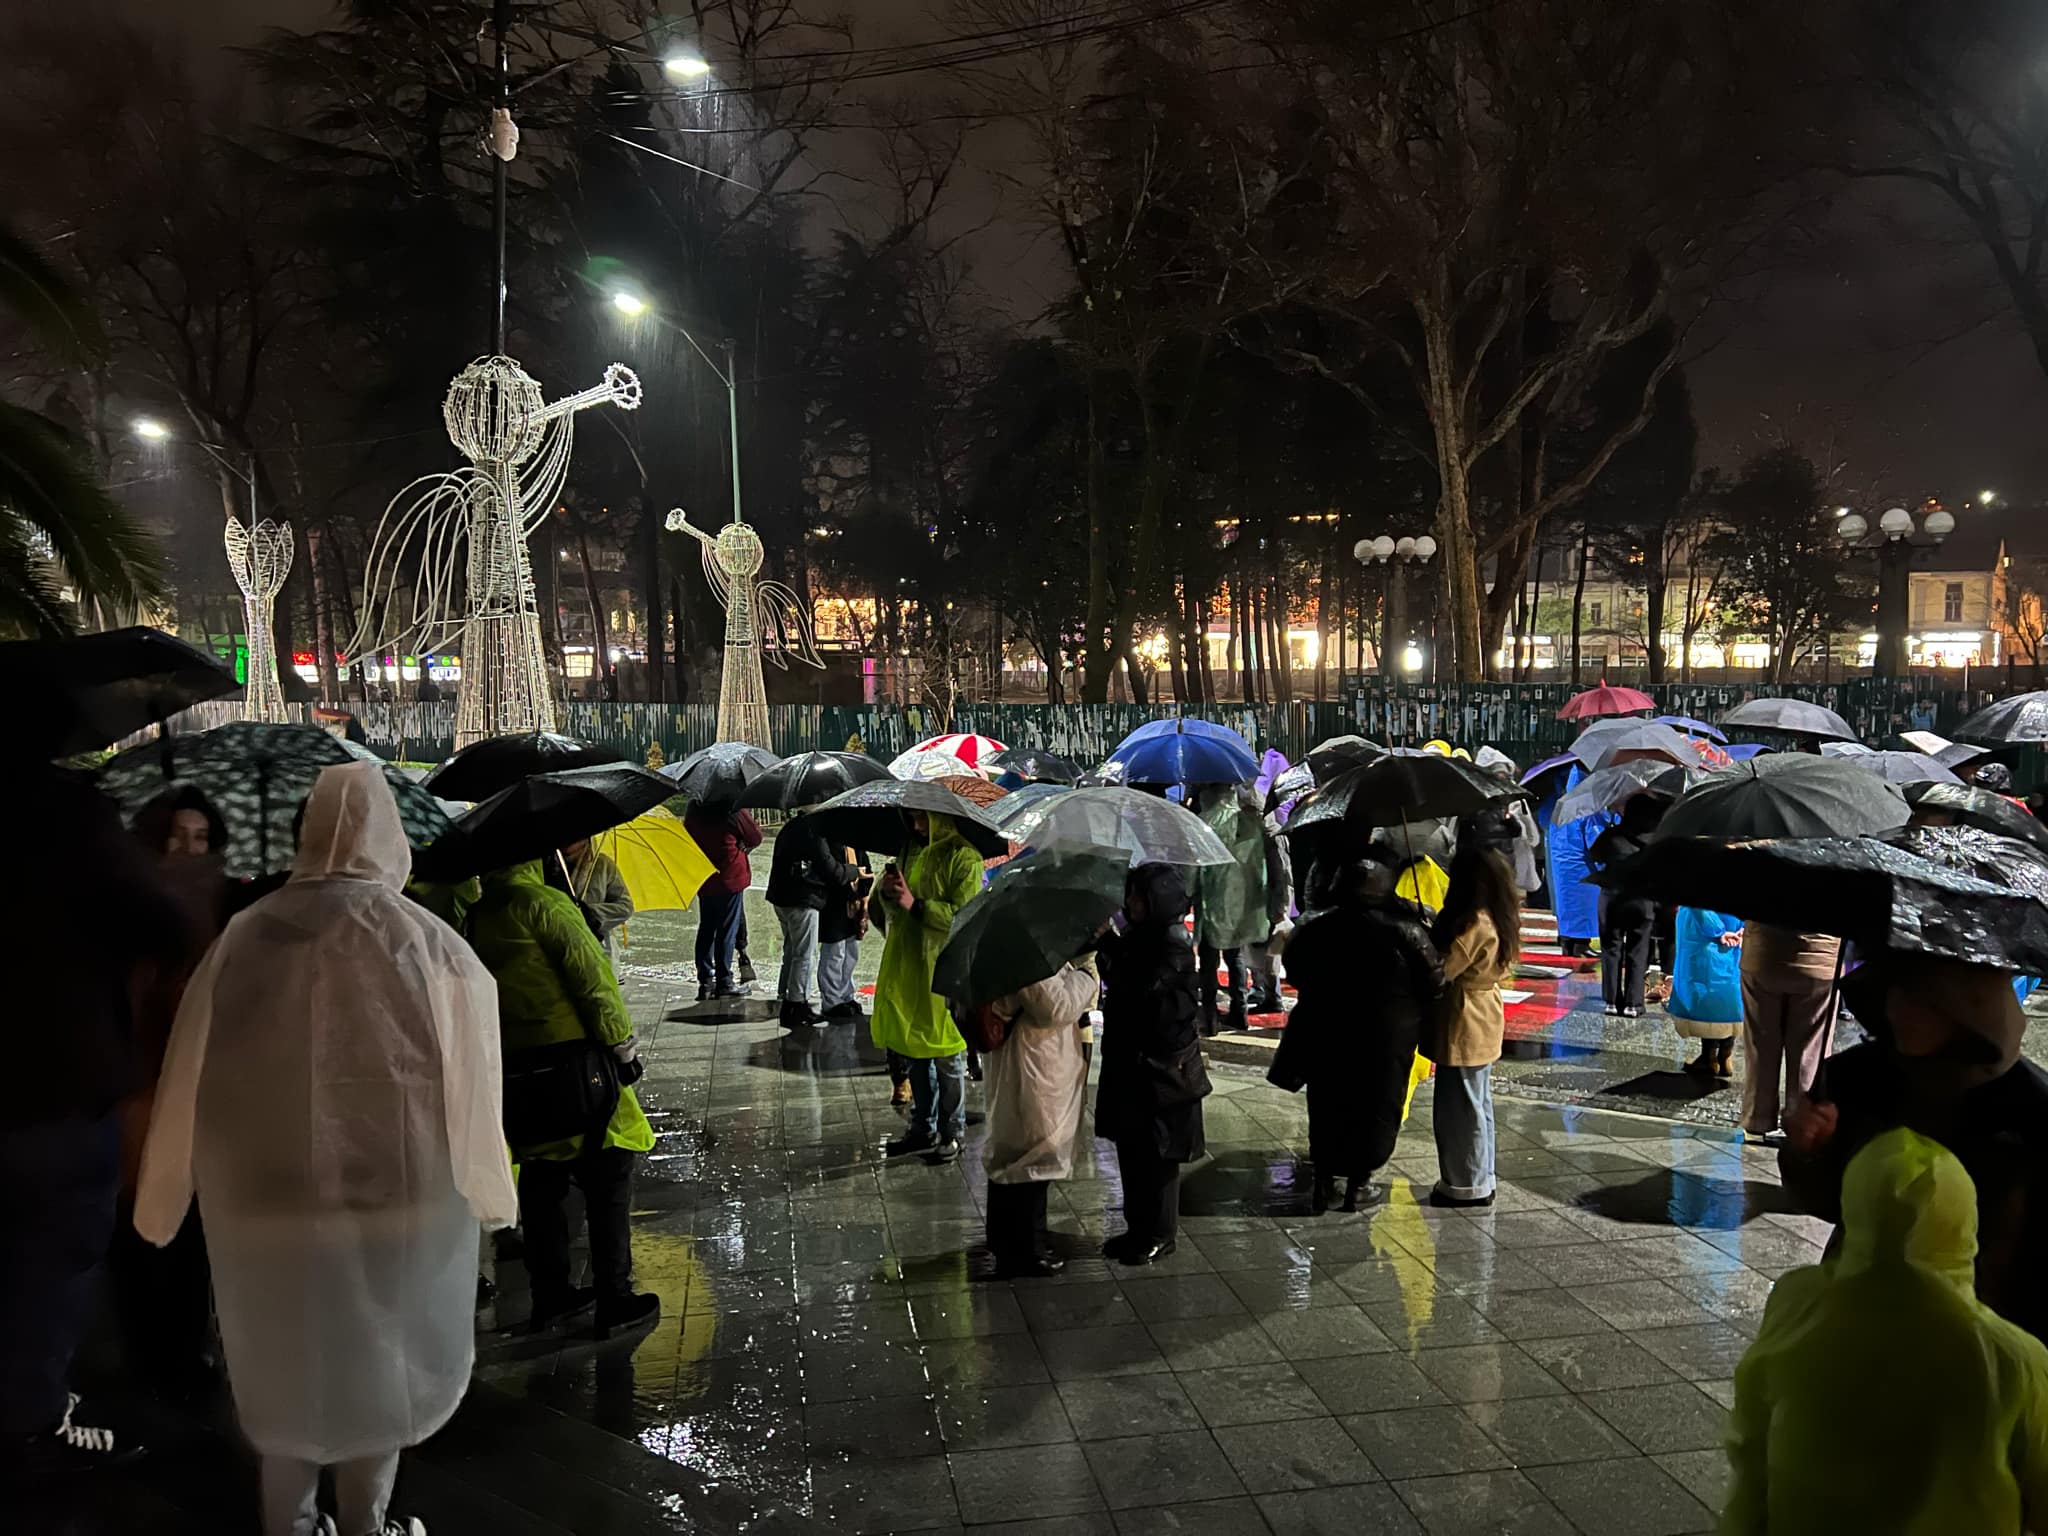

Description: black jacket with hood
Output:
[1095,863,1209,1162]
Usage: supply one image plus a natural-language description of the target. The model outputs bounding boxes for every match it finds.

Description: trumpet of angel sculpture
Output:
[344,356,642,745]
[224,512,294,721]
[665,508,822,748]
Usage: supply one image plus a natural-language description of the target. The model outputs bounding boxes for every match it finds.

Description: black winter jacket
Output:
[1095,865,1209,1162]
[765,810,858,912]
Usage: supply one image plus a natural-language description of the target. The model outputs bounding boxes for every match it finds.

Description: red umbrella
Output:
[1558,684,1655,722]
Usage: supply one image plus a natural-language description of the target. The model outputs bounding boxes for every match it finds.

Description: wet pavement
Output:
[56,859,1983,1534]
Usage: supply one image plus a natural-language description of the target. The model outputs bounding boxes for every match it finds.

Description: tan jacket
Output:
[1436,909,1512,1067]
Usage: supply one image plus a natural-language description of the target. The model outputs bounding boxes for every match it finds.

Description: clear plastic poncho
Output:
[983,965,1098,1184]
[136,761,517,1462]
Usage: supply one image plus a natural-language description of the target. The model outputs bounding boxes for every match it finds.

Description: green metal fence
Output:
[146,677,1994,770]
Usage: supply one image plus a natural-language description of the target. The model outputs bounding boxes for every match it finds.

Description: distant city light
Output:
[133,417,170,440]
[663,53,711,80]
[611,290,647,316]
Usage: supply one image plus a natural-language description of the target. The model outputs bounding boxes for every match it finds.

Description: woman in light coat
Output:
[982,962,1100,1278]
[137,763,516,1536]
[1427,848,1520,1208]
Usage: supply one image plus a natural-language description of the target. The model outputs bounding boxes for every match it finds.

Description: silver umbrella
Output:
[1717,696,1858,742]
[1001,787,1232,867]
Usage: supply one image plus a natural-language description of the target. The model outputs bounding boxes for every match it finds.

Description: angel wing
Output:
[341,466,488,664]
[700,536,732,609]
[755,580,825,670]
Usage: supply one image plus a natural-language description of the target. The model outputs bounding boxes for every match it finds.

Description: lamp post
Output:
[609,291,743,528]
[1836,504,1954,678]
[1355,533,1437,678]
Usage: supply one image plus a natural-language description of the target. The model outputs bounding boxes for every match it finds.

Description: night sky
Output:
[134,0,2048,508]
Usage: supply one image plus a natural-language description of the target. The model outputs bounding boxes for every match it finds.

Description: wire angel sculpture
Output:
[224,512,294,722]
[664,508,823,747]
[343,356,642,745]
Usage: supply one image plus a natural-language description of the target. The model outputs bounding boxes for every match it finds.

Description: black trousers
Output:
[1115,1141,1181,1243]
[0,1114,120,1434]
[985,1181,1052,1261]
[1198,942,1246,1031]
[1600,917,1653,1010]
[519,1148,638,1303]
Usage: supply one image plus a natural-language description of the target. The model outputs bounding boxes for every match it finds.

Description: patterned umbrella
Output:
[906,732,1008,768]
[891,746,979,781]
[1558,684,1654,721]
[98,720,451,876]
[938,773,1009,807]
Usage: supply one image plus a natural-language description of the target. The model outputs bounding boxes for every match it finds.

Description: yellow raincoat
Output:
[1723,1128,2048,1534]
[870,814,983,1060]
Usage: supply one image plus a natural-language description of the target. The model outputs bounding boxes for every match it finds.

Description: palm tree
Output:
[0,221,163,636]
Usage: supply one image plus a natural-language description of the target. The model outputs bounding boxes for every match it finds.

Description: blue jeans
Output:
[1431,1064,1496,1201]
[906,1052,967,1145]
[0,1113,120,1433]
[775,905,819,1004]
[817,938,859,1008]
[695,886,743,990]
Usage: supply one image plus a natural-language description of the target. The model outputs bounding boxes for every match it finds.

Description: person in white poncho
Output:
[135,761,517,1536]
[982,963,1099,1278]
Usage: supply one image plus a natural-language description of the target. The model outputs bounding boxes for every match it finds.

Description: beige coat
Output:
[1435,909,1512,1068]
[983,966,1098,1184]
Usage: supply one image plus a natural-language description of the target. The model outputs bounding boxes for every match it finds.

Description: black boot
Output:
[1312,1174,1335,1216]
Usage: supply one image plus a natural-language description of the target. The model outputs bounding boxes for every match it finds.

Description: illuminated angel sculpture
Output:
[224,512,294,722]
[344,356,642,746]
[664,508,822,748]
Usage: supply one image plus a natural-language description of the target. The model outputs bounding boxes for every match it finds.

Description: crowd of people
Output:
[16,713,2048,1534]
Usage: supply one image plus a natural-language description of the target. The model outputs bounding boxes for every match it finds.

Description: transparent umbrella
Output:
[1000,787,1232,866]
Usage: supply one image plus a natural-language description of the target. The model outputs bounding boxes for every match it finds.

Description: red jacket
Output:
[685,806,763,894]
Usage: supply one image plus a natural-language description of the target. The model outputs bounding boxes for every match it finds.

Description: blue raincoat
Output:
[1538,764,1608,942]
[1668,908,1743,1033]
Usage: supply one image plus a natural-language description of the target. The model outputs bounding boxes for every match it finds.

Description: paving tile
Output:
[1653,1449,1733,1513]
[1177,1362,1327,1427]
[1662,1265,1777,1322]
[1084,1428,1248,1509]
[1524,1455,1717,1534]
[1298,1351,1458,1417]
[1389,1469,1575,1534]
[1465,1394,1634,1465]
[1409,1343,1571,1403]
[1018,1281,1139,1333]
[1340,1406,1513,1481]
[912,1285,1030,1338]
[922,1332,1052,1389]
[1057,1373,1208,1439]
[938,1382,1078,1449]
[1629,1324,1757,1382]
[1573,1279,1722,1332]
[1520,1331,1682,1391]
[969,1517,1117,1535]
[1580,1382,1731,1455]
[1255,1483,1424,1535]
[1515,1243,1655,1287]
[950,1442,1107,1523]
[812,1453,960,1532]
[1255,1306,1395,1360]
[1120,1274,1250,1323]
[1147,1314,1285,1370]
[1035,1324,1171,1381]
[1611,1233,1751,1279]
[1462,1286,1614,1342]
[1364,1296,1507,1353]
[1212,1416,1381,1494]
[1476,1211,1588,1247]
[1194,1230,1317,1272]
[1222,1267,1353,1313]
[806,1392,943,1461]
[1112,1496,1273,1534]
[1323,1256,1442,1305]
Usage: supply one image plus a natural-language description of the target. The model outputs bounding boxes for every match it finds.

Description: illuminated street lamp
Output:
[662,52,712,81]
[1355,531,1437,678]
[604,284,744,528]
[1837,504,1952,677]
[610,290,648,317]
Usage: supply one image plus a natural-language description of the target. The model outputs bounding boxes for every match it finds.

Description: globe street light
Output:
[1838,504,1952,677]
[1354,531,1437,679]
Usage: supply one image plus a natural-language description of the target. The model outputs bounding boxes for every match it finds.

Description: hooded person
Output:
[1269,850,1442,1214]
[1539,763,1609,957]
[465,848,657,1339]
[1192,783,1269,1033]
[1586,795,1664,1017]
[1670,909,1744,1078]
[1724,1128,2048,1534]
[871,809,985,1162]
[1094,863,1209,1265]
[1780,954,2048,1345]
[135,762,518,1536]
[981,959,1100,1279]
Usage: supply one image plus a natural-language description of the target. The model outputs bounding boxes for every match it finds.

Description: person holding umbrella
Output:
[1426,848,1520,1207]
[1587,796,1665,1017]
[683,799,763,1001]
[872,809,985,1162]
[765,808,860,1030]
[1094,864,1209,1264]
[1192,782,1268,1033]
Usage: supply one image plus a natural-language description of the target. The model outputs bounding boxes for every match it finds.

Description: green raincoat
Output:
[1194,788,1269,949]
[870,814,983,1060]
[1723,1128,2048,1534]
[465,861,654,1160]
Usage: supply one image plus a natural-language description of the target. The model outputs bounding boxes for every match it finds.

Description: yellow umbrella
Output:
[592,806,716,912]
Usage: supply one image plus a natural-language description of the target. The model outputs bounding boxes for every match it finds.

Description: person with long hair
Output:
[1427,848,1521,1208]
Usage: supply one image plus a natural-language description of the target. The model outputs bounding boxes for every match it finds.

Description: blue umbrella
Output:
[1655,715,1728,744]
[1102,718,1259,785]
[1724,742,1771,761]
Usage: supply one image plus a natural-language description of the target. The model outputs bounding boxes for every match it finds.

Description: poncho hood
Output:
[291,760,413,889]
[1837,1127,1978,1291]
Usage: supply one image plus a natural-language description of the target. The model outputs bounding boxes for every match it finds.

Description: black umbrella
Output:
[985,746,1083,785]
[933,848,1125,1004]
[1283,753,1524,839]
[4,626,239,759]
[1594,835,2048,974]
[663,741,779,804]
[1934,740,1992,772]
[1881,823,2048,904]
[735,749,894,811]
[1903,781,2048,856]
[1717,696,1858,742]
[1955,690,2048,745]
[1652,757,1908,842]
[423,730,624,802]
[1305,734,1388,784]
[414,762,677,882]
[804,777,1011,858]
[1843,750,1963,788]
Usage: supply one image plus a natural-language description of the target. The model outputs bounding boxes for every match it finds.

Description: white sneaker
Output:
[316,1519,339,1536]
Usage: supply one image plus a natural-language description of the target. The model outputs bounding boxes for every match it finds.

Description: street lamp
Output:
[604,288,744,529]
[610,289,648,317]
[1354,531,1437,679]
[662,52,712,80]
[133,417,170,441]
[1837,504,1952,677]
